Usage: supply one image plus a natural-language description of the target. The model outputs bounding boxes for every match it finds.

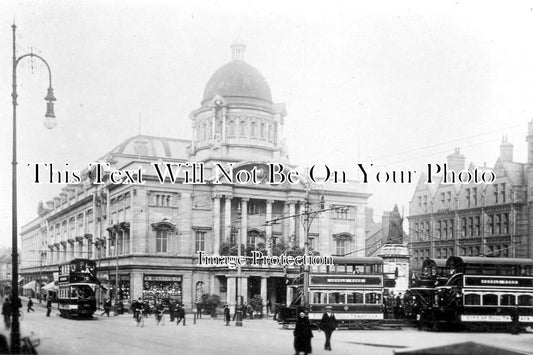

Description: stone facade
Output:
[408,128,533,272]
[20,44,370,313]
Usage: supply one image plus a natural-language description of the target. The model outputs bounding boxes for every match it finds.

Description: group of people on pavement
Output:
[293,305,338,355]
[129,298,187,326]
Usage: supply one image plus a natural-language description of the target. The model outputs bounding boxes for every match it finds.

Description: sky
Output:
[1,1,533,247]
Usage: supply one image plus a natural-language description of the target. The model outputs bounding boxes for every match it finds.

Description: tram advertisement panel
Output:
[310,275,382,287]
[464,276,533,288]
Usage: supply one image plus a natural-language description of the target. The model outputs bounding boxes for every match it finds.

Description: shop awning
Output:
[42,281,57,291]
[22,280,36,290]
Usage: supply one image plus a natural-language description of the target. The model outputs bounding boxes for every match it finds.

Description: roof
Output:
[108,135,191,159]
[202,60,272,105]
[332,256,383,265]
[447,256,533,266]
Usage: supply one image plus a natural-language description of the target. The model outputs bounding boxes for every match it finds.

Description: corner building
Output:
[408,127,533,273]
[20,44,369,313]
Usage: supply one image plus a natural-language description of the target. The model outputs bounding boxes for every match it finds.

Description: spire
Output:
[231,41,246,60]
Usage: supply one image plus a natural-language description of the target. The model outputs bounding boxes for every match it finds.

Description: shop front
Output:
[142,274,182,309]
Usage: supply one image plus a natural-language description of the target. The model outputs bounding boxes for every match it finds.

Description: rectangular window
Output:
[447,192,452,208]
[461,218,467,237]
[440,193,445,206]
[488,215,494,235]
[336,239,346,256]
[466,188,471,207]
[156,229,168,253]
[195,231,206,253]
[501,183,506,203]
[448,220,454,239]
[502,213,509,234]
[472,187,477,206]
[494,184,499,204]
[474,216,480,236]
[495,215,501,234]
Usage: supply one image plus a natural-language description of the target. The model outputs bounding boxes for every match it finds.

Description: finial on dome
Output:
[231,41,246,60]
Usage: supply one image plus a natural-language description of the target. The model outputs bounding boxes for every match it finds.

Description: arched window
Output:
[250,121,257,137]
[267,124,272,141]
[260,122,265,138]
[240,120,246,136]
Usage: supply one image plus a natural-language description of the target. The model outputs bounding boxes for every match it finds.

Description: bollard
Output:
[194,313,196,325]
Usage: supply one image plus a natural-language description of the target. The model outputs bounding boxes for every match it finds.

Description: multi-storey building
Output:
[408,129,533,272]
[20,43,370,311]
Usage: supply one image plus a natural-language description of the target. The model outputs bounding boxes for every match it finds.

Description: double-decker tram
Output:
[433,256,533,331]
[57,259,99,318]
[305,256,385,328]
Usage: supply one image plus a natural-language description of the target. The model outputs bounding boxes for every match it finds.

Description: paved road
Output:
[2,303,533,355]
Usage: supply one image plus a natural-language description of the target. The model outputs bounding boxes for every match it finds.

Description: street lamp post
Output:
[11,24,57,354]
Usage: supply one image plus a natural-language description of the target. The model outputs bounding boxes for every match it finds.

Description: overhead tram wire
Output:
[371,122,527,161]
[372,131,525,169]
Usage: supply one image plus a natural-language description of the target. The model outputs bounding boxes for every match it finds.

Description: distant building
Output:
[408,127,533,272]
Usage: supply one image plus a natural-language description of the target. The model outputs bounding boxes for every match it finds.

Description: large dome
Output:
[202,59,272,105]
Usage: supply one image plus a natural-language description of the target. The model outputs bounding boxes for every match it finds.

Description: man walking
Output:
[319,306,338,351]
[176,304,186,326]
[27,297,35,313]
[46,298,52,317]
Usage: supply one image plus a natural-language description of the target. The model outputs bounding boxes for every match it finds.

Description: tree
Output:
[199,293,221,317]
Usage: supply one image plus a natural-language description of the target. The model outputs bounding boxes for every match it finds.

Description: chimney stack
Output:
[446,147,465,171]
[499,135,513,162]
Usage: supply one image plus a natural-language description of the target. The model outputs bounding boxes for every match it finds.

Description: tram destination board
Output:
[309,275,382,287]
[464,276,533,288]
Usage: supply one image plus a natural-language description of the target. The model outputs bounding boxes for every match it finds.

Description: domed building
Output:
[19,44,369,315]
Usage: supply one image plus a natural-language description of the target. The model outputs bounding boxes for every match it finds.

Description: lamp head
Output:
[44,87,56,102]
[44,101,56,129]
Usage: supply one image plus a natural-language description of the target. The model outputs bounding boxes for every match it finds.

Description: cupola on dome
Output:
[202,43,272,105]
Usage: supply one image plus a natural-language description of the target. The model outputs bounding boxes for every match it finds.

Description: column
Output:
[240,277,248,304]
[211,108,216,139]
[260,277,267,315]
[241,199,248,247]
[224,195,232,243]
[227,276,236,310]
[105,236,110,257]
[288,202,296,247]
[266,200,273,256]
[222,107,227,142]
[213,194,221,254]
[73,241,77,259]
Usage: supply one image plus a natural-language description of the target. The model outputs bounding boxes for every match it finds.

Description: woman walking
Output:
[293,311,313,355]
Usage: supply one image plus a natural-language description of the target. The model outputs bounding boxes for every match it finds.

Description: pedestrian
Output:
[319,306,338,351]
[197,303,202,319]
[1,298,11,329]
[223,305,231,326]
[46,298,52,317]
[176,304,186,326]
[232,304,238,321]
[100,298,111,317]
[241,303,247,319]
[27,297,34,313]
[266,299,271,315]
[510,306,520,335]
[293,311,313,355]
[169,301,176,322]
